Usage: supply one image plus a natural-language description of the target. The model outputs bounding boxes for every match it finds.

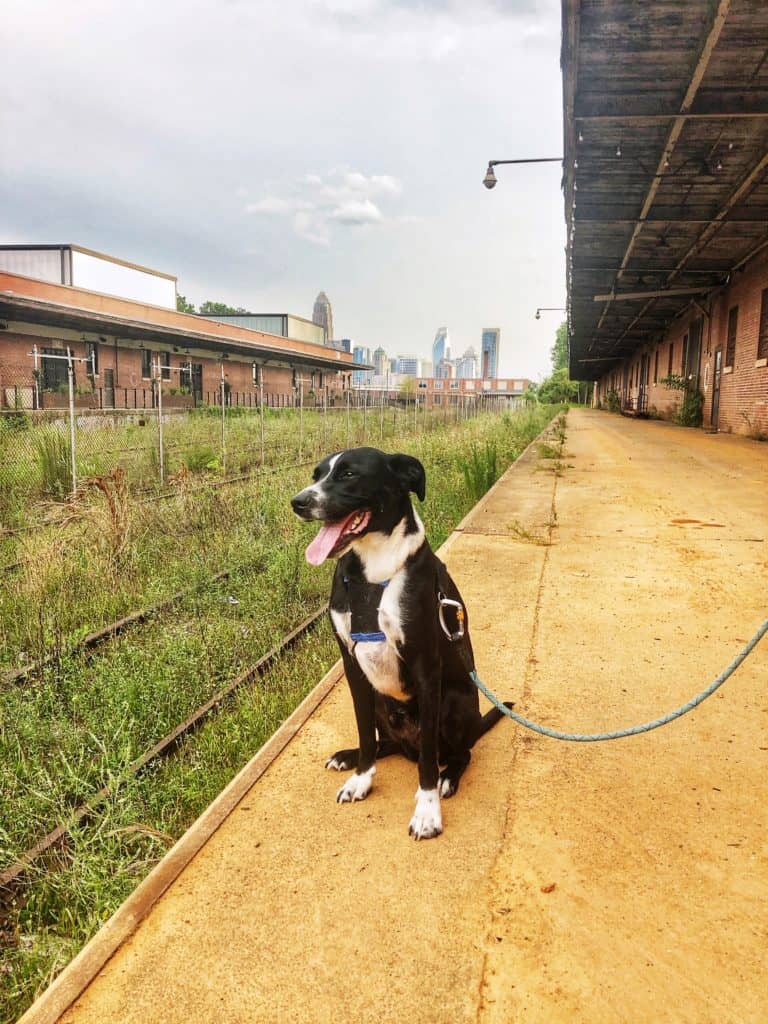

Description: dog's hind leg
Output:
[326,738,401,771]
[438,749,471,798]
[326,748,359,771]
[473,702,514,742]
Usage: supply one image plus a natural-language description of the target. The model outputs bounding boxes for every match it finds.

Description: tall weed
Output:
[458,440,499,501]
[35,428,72,498]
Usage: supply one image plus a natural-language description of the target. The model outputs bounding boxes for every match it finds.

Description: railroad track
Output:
[0,604,329,913]
[1,565,257,687]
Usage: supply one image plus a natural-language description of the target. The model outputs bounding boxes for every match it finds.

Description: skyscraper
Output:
[373,347,390,377]
[432,327,450,367]
[352,345,372,387]
[395,355,421,377]
[481,328,500,379]
[312,291,334,343]
[455,346,478,379]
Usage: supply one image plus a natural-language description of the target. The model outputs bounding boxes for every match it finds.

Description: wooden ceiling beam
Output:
[575,110,768,123]
[595,0,732,331]
[667,152,768,281]
[593,286,709,302]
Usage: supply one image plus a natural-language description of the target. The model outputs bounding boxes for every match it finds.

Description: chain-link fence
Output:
[0,376,519,528]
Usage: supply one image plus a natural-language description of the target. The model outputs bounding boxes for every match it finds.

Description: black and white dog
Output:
[291,446,510,840]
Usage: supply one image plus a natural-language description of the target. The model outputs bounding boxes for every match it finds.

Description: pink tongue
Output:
[305,515,355,565]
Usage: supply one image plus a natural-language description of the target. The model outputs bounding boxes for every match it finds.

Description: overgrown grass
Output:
[33,428,72,499]
[458,441,499,501]
[0,403,557,1023]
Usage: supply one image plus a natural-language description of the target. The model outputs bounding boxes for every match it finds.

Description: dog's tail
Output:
[475,701,514,741]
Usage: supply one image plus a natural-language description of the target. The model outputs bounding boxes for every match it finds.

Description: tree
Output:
[176,294,196,313]
[399,376,417,400]
[537,321,590,405]
[551,321,568,372]
[537,367,579,404]
[198,301,248,316]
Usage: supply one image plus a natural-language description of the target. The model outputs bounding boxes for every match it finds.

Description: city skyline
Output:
[2,0,564,385]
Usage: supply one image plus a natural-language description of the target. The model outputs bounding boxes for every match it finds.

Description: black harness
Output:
[342,575,390,644]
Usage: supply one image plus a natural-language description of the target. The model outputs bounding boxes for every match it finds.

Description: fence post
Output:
[346,390,351,448]
[66,347,77,493]
[220,363,227,475]
[155,357,165,486]
[259,366,265,465]
[299,378,304,461]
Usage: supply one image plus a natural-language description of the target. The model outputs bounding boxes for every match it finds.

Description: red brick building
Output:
[414,376,531,406]
[563,0,768,437]
[0,270,355,410]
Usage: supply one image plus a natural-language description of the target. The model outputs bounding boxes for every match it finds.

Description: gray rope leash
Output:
[470,617,768,742]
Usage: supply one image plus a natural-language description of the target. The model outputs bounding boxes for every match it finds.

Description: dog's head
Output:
[291,447,426,565]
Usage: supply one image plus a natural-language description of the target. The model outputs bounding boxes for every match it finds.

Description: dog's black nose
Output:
[291,490,314,516]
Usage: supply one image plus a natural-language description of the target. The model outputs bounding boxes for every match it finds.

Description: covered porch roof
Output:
[562,0,768,379]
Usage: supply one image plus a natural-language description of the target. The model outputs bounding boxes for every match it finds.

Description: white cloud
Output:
[330,198,383,224]
[244,167,404,242]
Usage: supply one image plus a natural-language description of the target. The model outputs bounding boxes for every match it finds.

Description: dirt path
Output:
[22,410,768,1024]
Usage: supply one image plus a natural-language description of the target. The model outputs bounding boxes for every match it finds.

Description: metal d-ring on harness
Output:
[438,593,466,642]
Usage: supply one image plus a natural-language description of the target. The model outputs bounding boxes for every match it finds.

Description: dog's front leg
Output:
[409,659,443,840]
[335,653,378,804]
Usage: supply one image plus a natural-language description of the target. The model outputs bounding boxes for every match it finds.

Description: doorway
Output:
[710,348,722,429]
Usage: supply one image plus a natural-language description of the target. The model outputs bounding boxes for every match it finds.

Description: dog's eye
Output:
[341,470,356,479]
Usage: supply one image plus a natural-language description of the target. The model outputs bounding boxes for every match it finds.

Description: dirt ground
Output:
[23,409,768,1024]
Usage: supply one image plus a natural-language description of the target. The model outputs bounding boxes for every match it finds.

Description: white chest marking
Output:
[351,512,425,584]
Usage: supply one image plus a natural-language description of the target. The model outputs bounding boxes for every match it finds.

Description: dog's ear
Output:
[388,453,426,502]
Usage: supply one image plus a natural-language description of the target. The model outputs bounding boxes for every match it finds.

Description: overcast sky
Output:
[2,0,566,380]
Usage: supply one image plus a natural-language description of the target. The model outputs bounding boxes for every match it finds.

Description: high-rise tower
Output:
[480,328,500,379]
[312,291,334,343]
[432,327,450,367]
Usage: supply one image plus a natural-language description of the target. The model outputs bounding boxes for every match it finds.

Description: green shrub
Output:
[183,444,220,473]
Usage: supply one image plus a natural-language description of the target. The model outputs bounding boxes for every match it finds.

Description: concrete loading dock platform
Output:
[21,409,768,1024]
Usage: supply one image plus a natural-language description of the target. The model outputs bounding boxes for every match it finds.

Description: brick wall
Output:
[595,249,768,435]
[1,330,350,410]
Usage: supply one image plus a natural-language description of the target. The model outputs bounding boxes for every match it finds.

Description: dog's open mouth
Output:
[305,509,372,565]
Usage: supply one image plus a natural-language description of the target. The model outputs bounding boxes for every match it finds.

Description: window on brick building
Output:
[41,347,69,390]
[758,289,768,361]
[681,334,689,376]
[725,306,738,368]
[141,349,153,379]
[653,350,658,383]
[667,343,673,376]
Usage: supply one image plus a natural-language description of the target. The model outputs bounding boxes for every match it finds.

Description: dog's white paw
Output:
[439,775,456,798]
[408,787,443,840]
[326,755,349,771]
[336,766,375,803]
